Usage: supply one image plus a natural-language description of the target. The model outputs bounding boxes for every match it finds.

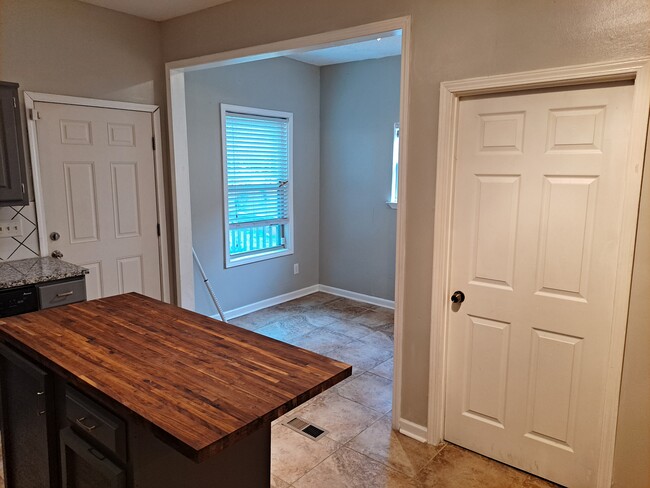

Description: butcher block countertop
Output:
[0,293,351,461]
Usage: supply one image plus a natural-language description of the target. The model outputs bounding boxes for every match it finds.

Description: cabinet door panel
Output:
[0,344,56,487]
[0,83,27,205]
[60,428,125,488]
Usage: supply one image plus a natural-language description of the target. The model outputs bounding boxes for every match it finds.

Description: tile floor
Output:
[231,292,562,487]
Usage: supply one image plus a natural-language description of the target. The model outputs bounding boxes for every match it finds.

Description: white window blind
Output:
[221,104,294,266]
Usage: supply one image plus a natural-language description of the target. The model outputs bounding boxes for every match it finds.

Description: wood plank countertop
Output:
[0,293,351,462]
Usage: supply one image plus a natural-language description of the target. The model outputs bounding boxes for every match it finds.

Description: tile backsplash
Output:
[0,203,40,261]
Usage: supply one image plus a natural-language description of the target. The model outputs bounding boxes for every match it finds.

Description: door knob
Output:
[51,250,63,259]
[450,290,465,304]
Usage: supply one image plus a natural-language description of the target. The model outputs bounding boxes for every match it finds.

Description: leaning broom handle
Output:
[192,248,227,322]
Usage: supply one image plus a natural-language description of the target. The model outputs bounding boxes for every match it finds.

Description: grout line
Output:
[288,445,339,486]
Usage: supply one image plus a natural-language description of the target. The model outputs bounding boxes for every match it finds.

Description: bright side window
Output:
[389,123,400,206]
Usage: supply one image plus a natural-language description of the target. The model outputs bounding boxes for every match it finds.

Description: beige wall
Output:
[0,0,172,289]
[0,0,163,105]
[161,0,650,483]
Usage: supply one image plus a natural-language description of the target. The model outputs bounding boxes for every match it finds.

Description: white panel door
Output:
[36,102,161,300]
[445,82,634,487]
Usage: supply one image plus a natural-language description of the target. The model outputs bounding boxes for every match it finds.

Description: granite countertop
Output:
[0,257,88,290]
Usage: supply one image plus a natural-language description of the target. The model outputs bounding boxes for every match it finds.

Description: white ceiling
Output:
[285,35,402,67]
[78,0,232,21]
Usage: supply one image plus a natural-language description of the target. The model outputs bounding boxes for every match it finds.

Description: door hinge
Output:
[156,223,161,237]
[29,109,40,121]
[21,183,26,195]
[152,137,156,151]
[12,97,17,109]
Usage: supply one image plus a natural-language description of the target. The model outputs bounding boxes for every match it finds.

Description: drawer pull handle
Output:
[56,291,74,298]
[75,416,97,432]
[37,391,46,415]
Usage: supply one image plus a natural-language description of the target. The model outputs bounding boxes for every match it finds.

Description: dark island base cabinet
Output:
[0,344,58,488]
[0,345,271,488]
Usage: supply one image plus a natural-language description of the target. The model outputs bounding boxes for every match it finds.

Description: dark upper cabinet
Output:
[0,81,28,206]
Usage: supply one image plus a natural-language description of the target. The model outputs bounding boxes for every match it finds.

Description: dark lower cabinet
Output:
[60,428,125,488]
[0,343,57,488]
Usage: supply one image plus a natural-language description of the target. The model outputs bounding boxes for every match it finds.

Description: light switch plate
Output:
[0,219,24,238]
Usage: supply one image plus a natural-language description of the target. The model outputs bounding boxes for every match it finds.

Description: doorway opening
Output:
[166,17,411,429]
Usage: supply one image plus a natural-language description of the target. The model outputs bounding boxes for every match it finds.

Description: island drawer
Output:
[65,388,126,461]
[37,278,86,309]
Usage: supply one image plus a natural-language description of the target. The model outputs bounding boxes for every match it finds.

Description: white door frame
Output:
[428,57,650,487]
[23,92,171,303]
[165,16,412,433]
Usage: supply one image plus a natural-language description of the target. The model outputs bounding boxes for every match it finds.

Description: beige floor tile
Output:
[326,297,371,310]
[270,474,292,488]
[271,424,340,485]
[322,318,376,340]
[317,298,370,320]
[295,311,341,327]
[291,328,355,355]
[347,416,441,478]
[353,308,394,328]
[275,306,341,327]
[416,444,529,488]
[521,474,563,487]
[229,307,290,330]
[358,330,394,351]
[256,315,320,343]
[337,372,393,413]
[297,390,383,444]
[293,447,418,488]
[326,339,393,374]
[276,292,340,311]
[372,322,395,338]
[369,357,394,380]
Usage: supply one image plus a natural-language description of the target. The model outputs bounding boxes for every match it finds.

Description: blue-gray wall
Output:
[319,56,401,300]
[185,55,400,315]
[185,57,321,315]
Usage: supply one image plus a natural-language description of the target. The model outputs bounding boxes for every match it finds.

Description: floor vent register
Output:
[284,417,327,441]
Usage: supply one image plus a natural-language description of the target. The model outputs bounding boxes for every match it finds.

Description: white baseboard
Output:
[220,285,320,320]
[217,283,394,321]
[398,418,428,443]
[318,285,395,310]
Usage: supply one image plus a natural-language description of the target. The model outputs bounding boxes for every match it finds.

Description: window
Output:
[221,104,293,267]
[388,123,400,208]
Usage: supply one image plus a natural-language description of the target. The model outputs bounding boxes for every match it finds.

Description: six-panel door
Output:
[445,83,634,487]
[35,102,162,300]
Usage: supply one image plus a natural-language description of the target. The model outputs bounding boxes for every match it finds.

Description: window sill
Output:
[386,201,398,210]
[225,247,293,268]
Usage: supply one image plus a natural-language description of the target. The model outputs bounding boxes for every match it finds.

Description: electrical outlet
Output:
[293,263,299,275]
[0,219,23,238]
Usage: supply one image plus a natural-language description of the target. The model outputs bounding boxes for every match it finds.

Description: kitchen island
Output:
[0,293,351,487]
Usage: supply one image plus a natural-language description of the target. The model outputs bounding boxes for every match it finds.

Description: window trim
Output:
[220,103,294,268]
